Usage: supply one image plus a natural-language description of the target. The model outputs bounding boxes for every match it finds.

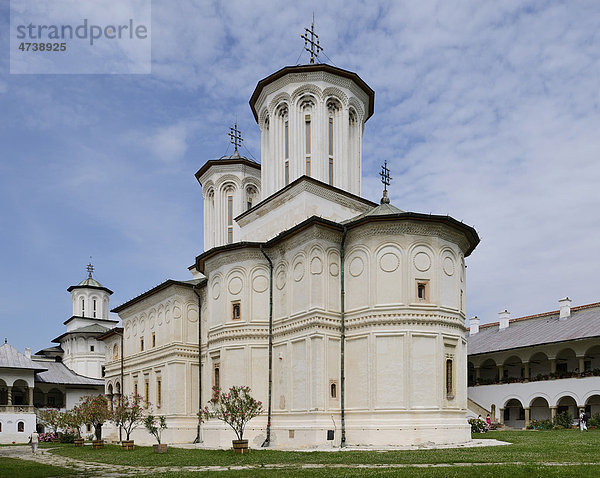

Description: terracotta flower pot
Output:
[153,444,167,453]
[74,438,84,447]
[92,440,104,449]
[232,439,249,454]
[122,440,134,450]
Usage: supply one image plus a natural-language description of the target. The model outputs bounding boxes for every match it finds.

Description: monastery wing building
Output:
[102,54,480,448]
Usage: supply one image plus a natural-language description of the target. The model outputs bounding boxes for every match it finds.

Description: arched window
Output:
[17,421,24,432]
[81,298,85,316]
[446,359,454,397]
[330,382,337,399]
[276,104,289,186]
[326,98,341,186]
[93,299,97,318]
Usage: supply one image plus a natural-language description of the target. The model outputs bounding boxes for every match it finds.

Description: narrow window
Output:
[247,198,252,210]
[285,119,290,185]
[157,379,162,408]
[232,302,241,320]
[101,365,105,377]
[145,382,149,404]
[328,117,334,185]
[90,345,95,352]
[305,116,311,176]
[152,332,156,348]
[417,281,429,301]
[134,382,138,397]
[446,359,453,397]
[227,195,233,244]
[214,365,220,390]
[17,421,24,432]
[140,337,144,351]
[330,383,337,399]
[86,424,92,433]
[93,299,97,318]
[81,298,85,315]
[0,422,2,432]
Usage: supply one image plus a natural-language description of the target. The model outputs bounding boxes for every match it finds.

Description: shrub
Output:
[554,411,574,429]
[144,414,167,444]
[528,419,553,430]
[59,431,75,443]
[588,413,600,428]
[469,418,487,433]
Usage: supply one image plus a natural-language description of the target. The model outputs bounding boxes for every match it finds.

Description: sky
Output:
[1,1,600,354]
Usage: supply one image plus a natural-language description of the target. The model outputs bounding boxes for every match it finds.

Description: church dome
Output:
[76,277,104,288]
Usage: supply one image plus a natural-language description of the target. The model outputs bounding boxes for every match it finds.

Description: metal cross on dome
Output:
[300,15,323,64]
[380,160,392,191]
[379,161,392,204]
[229,123,243,153]
[86,257,94,279]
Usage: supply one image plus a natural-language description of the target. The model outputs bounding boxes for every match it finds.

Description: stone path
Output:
[0,445,597,477]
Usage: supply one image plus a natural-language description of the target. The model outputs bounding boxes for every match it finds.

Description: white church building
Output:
[0,266,112,443]
[101,50,481,448]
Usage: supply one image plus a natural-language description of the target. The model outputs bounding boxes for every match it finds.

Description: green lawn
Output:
[0,457,79,478]
[46,430,600,467]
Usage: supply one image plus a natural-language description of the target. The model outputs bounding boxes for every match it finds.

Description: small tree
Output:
[78,395,112,441]
[62,406,85,438]
[201,386,263,441]
[144,414,167,444]
[38,409,64,435]
[113,394,146,441]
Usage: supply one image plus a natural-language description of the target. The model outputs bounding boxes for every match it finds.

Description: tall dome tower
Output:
[249,63,373,199]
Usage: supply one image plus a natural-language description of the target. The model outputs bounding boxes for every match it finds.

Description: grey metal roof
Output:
[52,324,110,343]
[34,361,104,386]
[467,303,600,356]
[344,201,405,223]
[0,343,47,372]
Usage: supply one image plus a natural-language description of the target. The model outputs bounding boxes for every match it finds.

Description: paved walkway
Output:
[0,444,597,477]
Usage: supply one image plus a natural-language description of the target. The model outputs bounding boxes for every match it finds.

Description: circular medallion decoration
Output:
[149,314,155,330]
[212,282,221,300]
[329,262,339,276]
[173,305,182,319]
[228,277,243,295]
[253,275,268,293]
[379,252,399,272]
[293,261,305,282]
[413,252,431,272]
[187,305,198,322]
[310,257,323,275]
[349,257,364,277]
[165,309,171,324]
[443,257,455,276]
[276,269,286,290]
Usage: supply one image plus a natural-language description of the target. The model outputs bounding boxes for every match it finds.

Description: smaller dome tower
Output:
[195,124,261,250]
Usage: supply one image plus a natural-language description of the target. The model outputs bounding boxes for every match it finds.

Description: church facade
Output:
[102,58,480,448]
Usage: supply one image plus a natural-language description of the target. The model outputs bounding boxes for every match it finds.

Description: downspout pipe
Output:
[193,284,203,444]
[340,226,347,447]
[260,245,273,447]
[119,330,124,443]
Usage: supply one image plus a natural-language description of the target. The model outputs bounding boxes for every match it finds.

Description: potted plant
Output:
[144,414,168,453]
[63,406,85,446]
[78,395,112,449]
[201,385,263,454]
[112,394,146,450]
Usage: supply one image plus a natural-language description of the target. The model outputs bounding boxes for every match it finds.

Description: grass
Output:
[46,430,600,467]
[0,457,79,478]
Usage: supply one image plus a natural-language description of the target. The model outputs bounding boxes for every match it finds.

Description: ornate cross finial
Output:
[228,123,243,154]
[300,15,323,64]
[86,257,94,279]
[379,160,392,204]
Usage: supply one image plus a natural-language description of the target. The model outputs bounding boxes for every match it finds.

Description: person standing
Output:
[486,414,492,429]
[29,429,39,455]
[582,410,589,432]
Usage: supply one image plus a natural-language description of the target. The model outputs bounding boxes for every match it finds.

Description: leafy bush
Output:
[59,431,75,443]
[469,418,487,433]
[554,411,573,429]
[528,419,553,430]
[588,413,600,428]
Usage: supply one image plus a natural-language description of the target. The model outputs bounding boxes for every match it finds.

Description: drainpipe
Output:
[119,330,124,443]
[193,284,203,444]
[340,226,347,447]
[260,245,273,447]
